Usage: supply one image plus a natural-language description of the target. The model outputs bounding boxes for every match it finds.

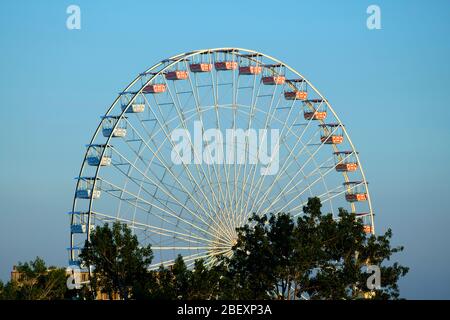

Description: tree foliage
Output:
[79,222,153,300]
[0,257,68,300]
[4,198,405,300]
[224,197,409,299]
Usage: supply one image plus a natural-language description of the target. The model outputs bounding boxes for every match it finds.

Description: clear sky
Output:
[0,0,449,299]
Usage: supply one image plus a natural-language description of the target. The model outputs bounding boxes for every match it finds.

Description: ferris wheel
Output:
[68,48,374,269]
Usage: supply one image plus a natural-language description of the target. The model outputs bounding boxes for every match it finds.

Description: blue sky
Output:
[0,0,449,299]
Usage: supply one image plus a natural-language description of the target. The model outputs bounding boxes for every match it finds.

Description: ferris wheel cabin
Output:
[239,53,262,75]
[86,144,112,167]
[344,181,368,202]
[284,79,308,101]
[165,70,189,80]
[261,64,286,85]
[190,63,213,73]
[143,83,166,94]
[303,99,327,120]
[363,225,374,234]
[75,177,101,200]
[215,61,238,71]
[334,151,359,172]
[214,49,238,71]
[239,65,262,75]
[121,103,145,113]
[320,123,344,144]
[102,116,127,138]
[71,223,94,234]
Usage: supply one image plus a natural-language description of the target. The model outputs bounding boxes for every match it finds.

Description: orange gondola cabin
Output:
[262,75,285,85]
[284,79,308,101]
[189,63,212,73]
[214,49,238,71]
[261,64,285,85]
[215,61,237,71]
[363,225,374,234]
[303,99,327,120]
[320,123,344,144]
[239,65,262,75]
[334,151,359,172]
[165,70,189,80]
[344,181,368,202]
[143,83,166,94]
[239,53,262,75]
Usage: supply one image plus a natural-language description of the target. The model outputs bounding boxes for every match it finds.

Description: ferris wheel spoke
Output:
[152,246,230,250]
[207,55,241,235]
[185,247,232,268]
[281,151,353,202]
[244,105,312,222]
[142,91,236,242]
[241,110,320,222]
[166,76,225,216]
[149,251,209,269]
[252,138,335,218]
[98,177,231,243]
[94,186,216,245]
[267,153,353,215]
[150,247,231,269]
[111,135,210,227]
[230,70,265,229]
[97,181,205,237]
[91,211,228,247]
[134,101,244,244]
[255,123,342,216]
[289,182,364,216]
[183,59,237,235]
[109,145,224,235]
[122,117,234,243]
[238,90,293,224]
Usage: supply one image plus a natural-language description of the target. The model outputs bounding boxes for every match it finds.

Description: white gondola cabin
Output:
[71,223,87,234]
[75,177,101,199]
[67,247,82,266]
[319,123,344,144]
[284,79,308,101]
[119,92,145,114]
[102,116,127,138]
[333,151,359,172]
[303,99,327,120]
[86,144,112,167]
[122,103,145,113]
[344,181,368,202]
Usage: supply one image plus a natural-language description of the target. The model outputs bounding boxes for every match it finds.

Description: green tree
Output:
[79,222,153,300]
[172,255,190,299]
[0,257,68,300]
[226,197,408,300]
[225,214,276,299]
[152,265,176,299]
